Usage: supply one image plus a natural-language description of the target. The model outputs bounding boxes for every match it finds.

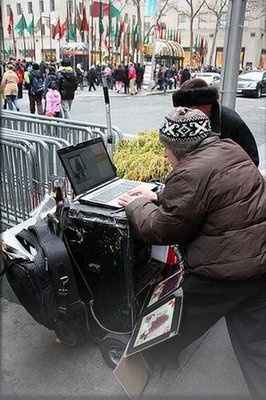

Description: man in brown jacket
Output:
[119,107,266,399]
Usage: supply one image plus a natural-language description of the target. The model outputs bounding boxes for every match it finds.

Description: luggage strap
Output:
[20,223,72,320]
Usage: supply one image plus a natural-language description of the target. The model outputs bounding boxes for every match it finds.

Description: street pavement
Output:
[1,86,261,400]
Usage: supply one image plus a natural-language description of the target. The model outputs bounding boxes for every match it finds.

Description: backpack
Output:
[31,75,44,96]
[1,221,89,345]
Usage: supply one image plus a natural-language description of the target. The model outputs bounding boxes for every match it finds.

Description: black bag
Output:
[31,75,44,96]
[1,222,89,345]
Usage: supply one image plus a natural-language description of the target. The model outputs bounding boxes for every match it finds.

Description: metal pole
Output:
[148,22,156,90]
[40,13,44,60]
[49,16,53,60]
[88,0,92,67]
[220,0,247,110]
[101,75,113,159]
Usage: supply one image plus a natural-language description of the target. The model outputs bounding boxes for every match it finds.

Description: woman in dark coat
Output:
[86,65,98,91]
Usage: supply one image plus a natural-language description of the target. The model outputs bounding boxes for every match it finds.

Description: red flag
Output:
[156,23,162,39]
[92,1,109,17]
[7,8,14,34]
[76,7,82,31]
[52,18,61,39]
[117,20,124,47]
[80,6,89,31]
[60,20,66,38]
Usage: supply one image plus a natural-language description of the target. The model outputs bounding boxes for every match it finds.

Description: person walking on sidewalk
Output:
[0,62,19,111]
[76,63,85,90]
[28,63,44,115]
[118,107,266,400]
[172,78,259,166]
[113,65,125,93]
[45,81,61,118]
[57,59,77,119]
[128,62,137,95]
[86,65,98,91]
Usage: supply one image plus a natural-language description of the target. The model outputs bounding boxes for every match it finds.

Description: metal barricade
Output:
[0,139,36,225]
[1,110,123,146]
[1,130,72,226]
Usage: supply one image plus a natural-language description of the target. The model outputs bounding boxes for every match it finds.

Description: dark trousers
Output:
[147,274,266,399]
[29,94,43,114]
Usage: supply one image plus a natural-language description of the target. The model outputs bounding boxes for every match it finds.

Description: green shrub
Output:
[113,130,171,182]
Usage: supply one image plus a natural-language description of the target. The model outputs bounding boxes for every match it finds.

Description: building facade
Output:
[1,0,265,69]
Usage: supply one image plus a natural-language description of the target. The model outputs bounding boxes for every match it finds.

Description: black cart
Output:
[62,201,172,368]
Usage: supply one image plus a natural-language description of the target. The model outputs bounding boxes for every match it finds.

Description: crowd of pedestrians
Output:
[0,58,148,118]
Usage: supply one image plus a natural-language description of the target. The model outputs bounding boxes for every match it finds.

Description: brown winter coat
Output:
[125,138,266,280]
[0,69,19,96]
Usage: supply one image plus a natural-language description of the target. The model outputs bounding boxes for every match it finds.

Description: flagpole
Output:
[74,0,77,42]
[0,5,5,59]
[22,14,26,58]
[40,12,44,60]
[89,0,93,66]
[49,15,53,60]
[32,19,36,60]
[108,0,111,61]
[12,23,17,58]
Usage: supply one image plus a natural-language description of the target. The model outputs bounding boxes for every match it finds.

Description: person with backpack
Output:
[45,81,61,118]
[28,63,44,114]
[57,59,77,119]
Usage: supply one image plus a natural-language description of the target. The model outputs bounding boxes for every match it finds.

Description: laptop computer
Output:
[57,137,157,209]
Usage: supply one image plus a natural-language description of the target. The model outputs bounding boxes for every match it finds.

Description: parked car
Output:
[237,70,266,98]
[193,72,221,88]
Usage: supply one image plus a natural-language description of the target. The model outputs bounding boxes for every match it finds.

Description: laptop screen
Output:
[57,138,116,195]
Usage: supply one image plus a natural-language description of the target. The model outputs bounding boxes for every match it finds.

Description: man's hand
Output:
[118,187,157,206]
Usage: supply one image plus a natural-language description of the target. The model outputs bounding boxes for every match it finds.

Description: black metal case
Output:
[63,202,163,338]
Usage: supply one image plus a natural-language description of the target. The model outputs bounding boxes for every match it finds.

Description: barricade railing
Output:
[1,111,124,227]
[0,139,36,225]
[1,130,71,226]
[1,110,123,146]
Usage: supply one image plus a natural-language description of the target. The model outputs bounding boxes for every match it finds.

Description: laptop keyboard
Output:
[90,181,140,203]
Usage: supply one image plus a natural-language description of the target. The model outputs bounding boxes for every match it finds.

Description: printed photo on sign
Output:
[148,271,183,307]
[134,298,176,347]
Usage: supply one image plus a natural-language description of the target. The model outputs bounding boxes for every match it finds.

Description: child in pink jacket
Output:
[45,81,61,117]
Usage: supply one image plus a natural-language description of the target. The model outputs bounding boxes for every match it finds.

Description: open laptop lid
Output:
[57,137,117,196]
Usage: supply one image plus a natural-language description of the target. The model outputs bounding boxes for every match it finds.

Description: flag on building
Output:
[69,22,76,40]
[35,17,42,33]
[133,23,139,49]
[144,0,157,17]
[14,13,27,34]
[52,18,61,39]
[92,1,109,17]
[27,15,34,34]
[117,18,124,47]
[7,8,14,34]
[109,1,123,18]
[60,20,66,38]
[76,7,82,31]
[80,5,89,31]
[99,0,104,35]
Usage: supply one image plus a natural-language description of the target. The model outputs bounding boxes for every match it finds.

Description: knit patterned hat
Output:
[159,107,212,143]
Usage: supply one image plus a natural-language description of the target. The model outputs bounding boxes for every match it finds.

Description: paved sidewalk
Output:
[1,278,250,400]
